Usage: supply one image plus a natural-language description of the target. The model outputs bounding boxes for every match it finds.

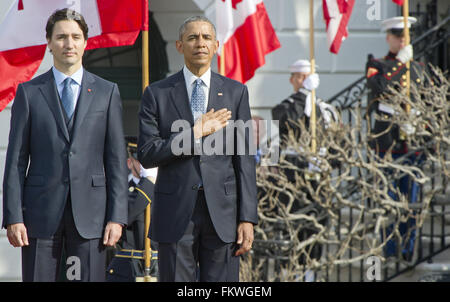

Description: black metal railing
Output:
[325,13,449,282]
[323,13,449,282]
[251,10,449,282]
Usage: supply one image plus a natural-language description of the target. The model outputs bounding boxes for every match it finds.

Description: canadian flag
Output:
[322,0,355,54]
[216,0,280,83]
[0,0,148,112]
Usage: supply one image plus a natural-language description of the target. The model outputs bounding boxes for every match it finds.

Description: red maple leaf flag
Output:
[392,0,405,5]
[216,0,281,83]
[322,0,355,54]
[0,0,148,112]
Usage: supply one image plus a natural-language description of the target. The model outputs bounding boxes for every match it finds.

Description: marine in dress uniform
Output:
[106,136,158,281]
[366,17,429,261]
[272,60,338,151]
[271,60,338,281]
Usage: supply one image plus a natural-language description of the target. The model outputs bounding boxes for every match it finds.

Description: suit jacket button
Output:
[192,184,198,190]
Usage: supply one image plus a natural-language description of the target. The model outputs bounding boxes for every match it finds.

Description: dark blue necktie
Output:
[191,78,206,121]
[62,78,75,119]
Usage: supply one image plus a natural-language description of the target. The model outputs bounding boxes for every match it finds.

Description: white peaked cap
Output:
[381,16,417,32]
[289,59,318,73]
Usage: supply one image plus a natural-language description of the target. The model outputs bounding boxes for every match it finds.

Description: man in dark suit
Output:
[2,9,128,282]
[138,16,258,282]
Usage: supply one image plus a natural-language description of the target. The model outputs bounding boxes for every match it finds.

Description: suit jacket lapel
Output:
[206,72,224,112]
[71,70,96,142]
[39,69,70,143]
[170,70,194,125]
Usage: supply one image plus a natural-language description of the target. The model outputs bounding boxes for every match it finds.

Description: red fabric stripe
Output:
[218,2,280,83]
[0,45,46,112]
[142,0,149,31]
[322,0,330,27]
[329,0,355,54]
[86,31,141,50]
[96,0,143,34]
[392,0,404,5]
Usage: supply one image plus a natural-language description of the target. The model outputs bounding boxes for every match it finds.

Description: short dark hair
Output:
[46,8,88,41]
[178,16,216,40]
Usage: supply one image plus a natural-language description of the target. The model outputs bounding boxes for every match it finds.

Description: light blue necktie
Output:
[61,77,75,119]
[191,78,206,188]
[191,78,206,121]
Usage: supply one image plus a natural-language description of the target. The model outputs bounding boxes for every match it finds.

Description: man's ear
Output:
[175,40,183,54]
[47,38,52,52]
[214,40,219,54]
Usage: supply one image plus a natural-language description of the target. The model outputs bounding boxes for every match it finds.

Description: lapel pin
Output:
[88,88,92,92]
[218,92,223,96]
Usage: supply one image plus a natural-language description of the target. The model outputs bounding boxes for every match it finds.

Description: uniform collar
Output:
[128,174,140,186]
[385,51,398,60]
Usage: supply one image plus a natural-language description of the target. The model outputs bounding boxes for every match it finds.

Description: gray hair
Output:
[178,16,217,40]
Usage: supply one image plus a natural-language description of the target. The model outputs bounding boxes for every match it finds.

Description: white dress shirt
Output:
[183,65,211,116]
[52,66,83,109]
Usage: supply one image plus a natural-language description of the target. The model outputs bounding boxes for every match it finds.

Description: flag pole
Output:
[220,46,225,76]
[309,0,317,154]
[142,23,150,92]
[141,0,152,283]
[402,0,411,113]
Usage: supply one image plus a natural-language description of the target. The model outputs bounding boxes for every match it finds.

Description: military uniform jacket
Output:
[271,88,322,148]
[366,52,427,152]
[122,177,154,250]
[106,177,155,282]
